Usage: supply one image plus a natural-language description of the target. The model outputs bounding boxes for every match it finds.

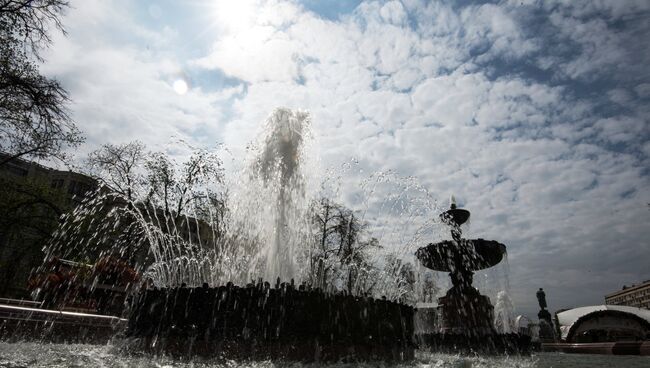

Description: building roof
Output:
[556,305,650,340]
[605,279,650,298]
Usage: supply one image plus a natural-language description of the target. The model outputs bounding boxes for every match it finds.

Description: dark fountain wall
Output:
[125,283,415,362]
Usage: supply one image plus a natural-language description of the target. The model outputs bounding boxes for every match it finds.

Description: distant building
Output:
[555,305,650,343]
[0,153,97,298]
[605,280,650,310]
[0,153,96,203]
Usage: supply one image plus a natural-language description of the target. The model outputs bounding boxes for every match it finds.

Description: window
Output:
[6,163,28,176]
[68,180,90,196]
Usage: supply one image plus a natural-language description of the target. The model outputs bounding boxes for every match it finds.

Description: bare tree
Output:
[310,197,342,288]
[86,142,227,238]
[381,254,417,304]
[0,0,83,166]
[192,189,228,239]
[0,0,69,55]
[87,141,145,201]
[145,149,223,223]
[309,197,381,294]
[48,144,227,279]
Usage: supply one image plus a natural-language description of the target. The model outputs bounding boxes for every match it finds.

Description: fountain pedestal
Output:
[438,284,495,335]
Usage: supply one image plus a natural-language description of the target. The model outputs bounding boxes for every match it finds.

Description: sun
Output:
[173,79,189,95]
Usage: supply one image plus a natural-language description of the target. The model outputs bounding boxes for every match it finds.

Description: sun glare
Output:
[173,79,189,95]
[212,0,256,32]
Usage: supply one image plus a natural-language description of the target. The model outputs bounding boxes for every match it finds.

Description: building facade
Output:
[605,280,650,310]
[0,153,97,298]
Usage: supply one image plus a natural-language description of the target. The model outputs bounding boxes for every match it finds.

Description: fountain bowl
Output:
[415,238,506,272]
[439,208,471,226]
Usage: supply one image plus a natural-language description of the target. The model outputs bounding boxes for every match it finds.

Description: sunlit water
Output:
[1,343,648,368]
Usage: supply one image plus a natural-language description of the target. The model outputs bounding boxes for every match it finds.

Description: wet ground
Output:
[0,342,648,367]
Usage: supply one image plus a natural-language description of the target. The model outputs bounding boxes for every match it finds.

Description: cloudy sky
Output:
[41,0,649,317]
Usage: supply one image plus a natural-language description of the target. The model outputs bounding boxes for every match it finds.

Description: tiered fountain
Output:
[415,199,530,354]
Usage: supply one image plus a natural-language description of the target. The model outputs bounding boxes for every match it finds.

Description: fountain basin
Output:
[415,239,506,272]
[417,332,532,355]
[126,284,415,361]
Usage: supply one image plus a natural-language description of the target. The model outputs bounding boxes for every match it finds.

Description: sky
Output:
[39,0,650,317]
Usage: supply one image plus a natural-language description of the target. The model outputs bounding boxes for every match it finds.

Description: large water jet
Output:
[250,108,311,282]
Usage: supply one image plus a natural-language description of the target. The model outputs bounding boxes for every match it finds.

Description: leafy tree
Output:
[0,0,83,166]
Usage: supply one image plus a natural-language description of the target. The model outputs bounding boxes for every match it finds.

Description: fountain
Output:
[122,109,416,361]
[414,197,530,354]
[8,108,532,361]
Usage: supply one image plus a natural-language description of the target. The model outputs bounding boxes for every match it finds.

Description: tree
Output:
[0,0,83,166]
[309,197,380,294]
[310,197,341,288]
[380,254,417,304]
[144,149,224,224]
[87,141,146,201]
[86,142,226,228]
[46,144,227,288]
[0,1,69,54]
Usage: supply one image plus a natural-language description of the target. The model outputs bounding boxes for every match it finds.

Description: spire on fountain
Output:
[439,195,470,242]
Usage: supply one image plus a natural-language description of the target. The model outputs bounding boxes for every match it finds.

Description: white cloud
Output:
[42,0,230,158]
[380,1,408,26]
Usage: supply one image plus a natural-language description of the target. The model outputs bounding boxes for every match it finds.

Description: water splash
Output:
[0,342,549,367]
[39,108,465,307]
[231,107,314,282]
[494,290,515,334]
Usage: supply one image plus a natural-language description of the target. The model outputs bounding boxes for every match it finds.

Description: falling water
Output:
[494,290,515,333]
